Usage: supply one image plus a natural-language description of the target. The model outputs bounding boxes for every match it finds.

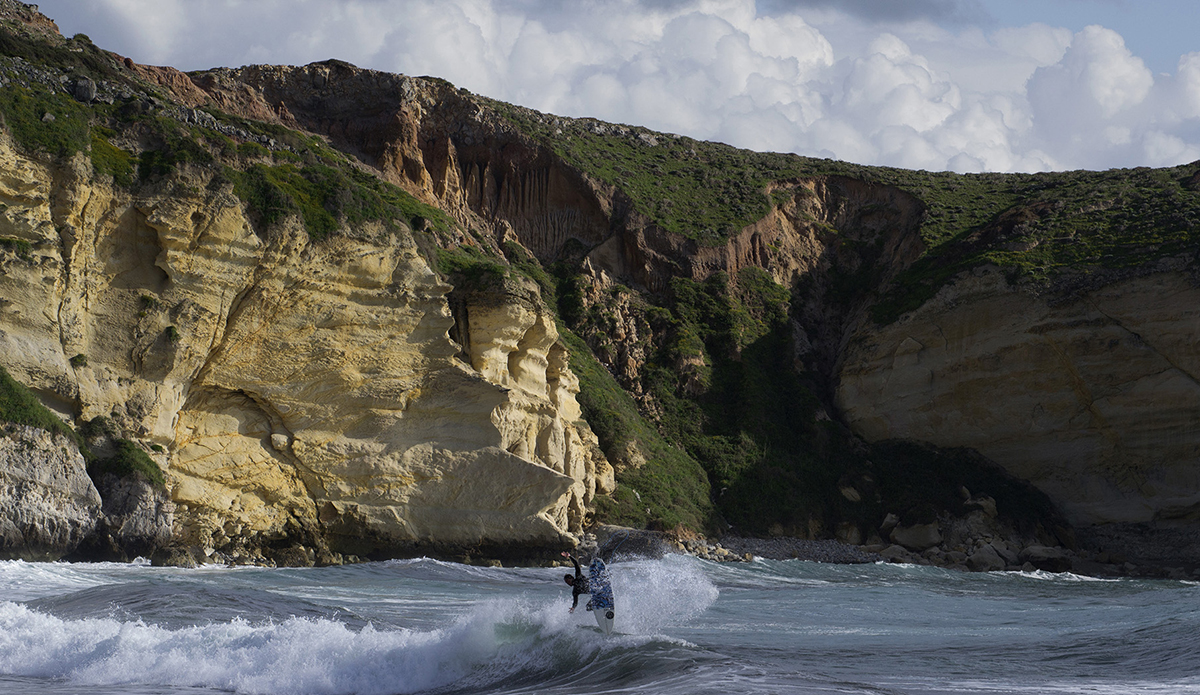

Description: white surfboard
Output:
[588,558,615,634]
[594,606,615,634]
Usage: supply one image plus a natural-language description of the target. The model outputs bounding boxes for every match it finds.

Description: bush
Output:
[90,130,134,187]
[88,438,166,488]
[0,366,83,449]
[0,236,33,260]
[0,84,90,158]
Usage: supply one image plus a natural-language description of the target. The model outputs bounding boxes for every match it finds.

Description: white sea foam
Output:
[0,560,112,602]
[0,554,717,695]
[0,597,583,694]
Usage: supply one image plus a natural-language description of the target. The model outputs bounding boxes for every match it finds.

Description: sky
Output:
[34,0,1200,173]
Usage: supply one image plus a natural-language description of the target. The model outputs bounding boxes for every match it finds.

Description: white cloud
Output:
[35,0,1200,173]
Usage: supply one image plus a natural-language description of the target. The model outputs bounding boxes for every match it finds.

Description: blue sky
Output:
[976,0,1195,76]
[34,0,1200,173]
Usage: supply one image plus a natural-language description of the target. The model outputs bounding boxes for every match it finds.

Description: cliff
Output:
[2,2,1200,573]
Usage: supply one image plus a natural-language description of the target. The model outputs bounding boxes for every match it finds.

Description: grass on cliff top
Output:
[0,81,91,158]
[0,26,124,84]
[0,17,456,244]
[490,101,1019,248]
[871,164,1200,322]
[491,101,1200,323]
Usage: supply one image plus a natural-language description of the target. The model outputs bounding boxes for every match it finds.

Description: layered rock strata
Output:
[0,132,607,561]
[838,267,1200,562]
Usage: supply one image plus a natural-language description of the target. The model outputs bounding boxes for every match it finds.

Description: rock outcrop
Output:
[0,424,100,559]
[837,267,1200,561]
[0,127,606,561]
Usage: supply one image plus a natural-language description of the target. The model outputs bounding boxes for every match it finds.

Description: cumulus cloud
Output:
[36,0,1200,173]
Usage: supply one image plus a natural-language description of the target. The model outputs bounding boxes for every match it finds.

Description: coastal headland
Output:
[2,0,1199,578]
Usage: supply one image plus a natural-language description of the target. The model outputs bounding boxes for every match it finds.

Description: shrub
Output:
[0,366,84,450]
[90,130,135,187]
[0,236,32,259]
[0,84,90,158]
[88,438,166,488]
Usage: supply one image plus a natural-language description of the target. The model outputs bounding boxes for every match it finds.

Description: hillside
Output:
[1,1,1198,574]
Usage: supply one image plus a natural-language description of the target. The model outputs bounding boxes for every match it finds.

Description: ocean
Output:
[0,554,1197,694]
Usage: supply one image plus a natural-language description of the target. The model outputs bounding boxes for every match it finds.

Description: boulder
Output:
[891,522,941,551]
[151,546,200,568]
[967,544,1005,571]
[1020,545,1073,573]
[990,540,1019,566]
[70,76,97,102]
[879,544,916,563]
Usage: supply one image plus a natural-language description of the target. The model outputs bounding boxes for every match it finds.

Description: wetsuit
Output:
[567,554,591,611]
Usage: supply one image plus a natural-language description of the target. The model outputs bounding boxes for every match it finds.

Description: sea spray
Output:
[606,554,719,634]
[0,557,702,695]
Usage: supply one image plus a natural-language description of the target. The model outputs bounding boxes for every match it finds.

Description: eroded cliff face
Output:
[0,424,100,559]
[0,135,607,561]
[837,267,1200,528]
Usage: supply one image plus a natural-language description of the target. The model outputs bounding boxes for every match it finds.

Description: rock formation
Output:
[0,424,100,559]
[0,125,608,562]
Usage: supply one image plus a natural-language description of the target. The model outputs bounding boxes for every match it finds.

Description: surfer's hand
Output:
[568,607,575,614]
[560,551,570,558]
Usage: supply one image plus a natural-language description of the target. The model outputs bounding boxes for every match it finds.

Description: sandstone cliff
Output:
[0,87,609,562]
[837,268,1200,541]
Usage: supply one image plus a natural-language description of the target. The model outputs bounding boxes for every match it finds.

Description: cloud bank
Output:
[44,0,1200,173]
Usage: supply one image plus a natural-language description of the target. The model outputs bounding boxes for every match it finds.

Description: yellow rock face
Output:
[0,138,607,556]
[837,267,1200,526]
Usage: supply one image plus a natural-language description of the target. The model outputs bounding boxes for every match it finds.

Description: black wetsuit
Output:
[567,555,591,610]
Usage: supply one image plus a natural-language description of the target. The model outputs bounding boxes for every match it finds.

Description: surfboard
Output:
[587,557,615,634]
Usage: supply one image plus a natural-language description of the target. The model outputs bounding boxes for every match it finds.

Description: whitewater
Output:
[0,554,1198,695]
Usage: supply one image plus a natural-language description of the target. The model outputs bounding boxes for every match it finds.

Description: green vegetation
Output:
[69,354,87,368]
[89,129,134,186]
[0,82,90,157]
[560,328,713,531]
[164,326,180,343]
[0,25,123,82]
[137,119,214,182]
[493,103,1200,331]
[642,270,845,533]
[224,161,449,241]
[88,438,166,488]
[0,366,83,449]
[2,370,166,488]
[79,417,166,488]
[0,236,32,259]
[436,245,509,288]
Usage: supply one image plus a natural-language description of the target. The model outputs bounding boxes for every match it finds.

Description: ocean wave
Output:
[0,555,719,695]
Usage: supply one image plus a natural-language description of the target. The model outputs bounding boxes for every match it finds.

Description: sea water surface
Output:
[0,554,1198,694]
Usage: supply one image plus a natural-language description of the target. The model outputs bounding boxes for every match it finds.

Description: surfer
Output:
[561,551,590,613]
[561,550,617,633]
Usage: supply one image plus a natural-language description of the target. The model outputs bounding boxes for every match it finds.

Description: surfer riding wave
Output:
[561,551,615,615]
